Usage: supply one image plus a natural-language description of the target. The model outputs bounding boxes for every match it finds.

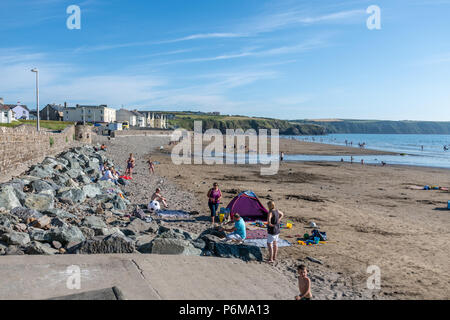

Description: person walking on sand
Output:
[207,182,222,226]
[151,188,168,208]
[147,157,155,174]
[295,265,313,301]
[266,201,284,263]
[280,152,285,162]
[125,153,136,178]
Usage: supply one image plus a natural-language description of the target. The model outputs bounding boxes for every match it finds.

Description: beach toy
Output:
[219,213,224,223]
[297,240,306,245]
[304,233,310,240]
[286,222,293,229]
[424,185,430,190]
[314,237,320,245]
[310,222,317,228]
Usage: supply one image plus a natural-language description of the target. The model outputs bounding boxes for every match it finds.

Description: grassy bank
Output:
[0,120,74,131]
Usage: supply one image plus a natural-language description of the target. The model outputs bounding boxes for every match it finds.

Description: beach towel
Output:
[244,238,291,248]
[157,210,191,218]
[245,229,268,240]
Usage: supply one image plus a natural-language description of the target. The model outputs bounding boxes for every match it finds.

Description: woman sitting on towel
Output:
[207,182,222,226]
[266,201,284,263]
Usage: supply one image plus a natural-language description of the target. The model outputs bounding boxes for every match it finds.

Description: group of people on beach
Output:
[206,182,312,299]
[206,183,284,263]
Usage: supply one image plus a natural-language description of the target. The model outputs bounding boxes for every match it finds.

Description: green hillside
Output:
[166,112,326,135]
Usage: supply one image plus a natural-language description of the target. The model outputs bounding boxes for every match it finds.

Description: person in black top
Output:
[266,200,284,263]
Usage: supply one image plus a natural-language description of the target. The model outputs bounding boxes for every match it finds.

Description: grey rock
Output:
[1,231,30,246]
[73,232,135,254]
[10,207,42,220]
[0,215,12,229]
[0,186,22,210]
[213,242,262,262]
[44,208,77,219]
[78,175,92,185]
[158,226,196,240]
[82,184,102,199]
[31,180,56,193]
[57,188,86,204]
[24,194,54,211]
[49,225,85,246]
[121,218,158,236]
[28,227,52,242]
[28,165,54,179]
[5,245,25,256]
[82,216,107,230]
[79,226,96,239]
[151,238,202,256]
[25,241,58,255]
[50,217,66,228]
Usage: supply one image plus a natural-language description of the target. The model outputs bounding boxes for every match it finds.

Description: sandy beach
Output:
[96,134,450,300]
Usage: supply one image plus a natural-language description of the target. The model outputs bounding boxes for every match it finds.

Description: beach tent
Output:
[226,190,269,221]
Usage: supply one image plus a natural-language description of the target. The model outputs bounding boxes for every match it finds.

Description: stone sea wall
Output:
[0,125,80,182]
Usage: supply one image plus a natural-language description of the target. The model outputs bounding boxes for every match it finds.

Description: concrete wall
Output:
[0,124,78,181]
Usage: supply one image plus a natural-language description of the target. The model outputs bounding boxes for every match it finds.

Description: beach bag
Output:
[312,229,327,241]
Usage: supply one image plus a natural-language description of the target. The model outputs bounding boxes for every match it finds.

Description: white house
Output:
[131,110,146,127]
[63,105,116,123]
[0,105,14,124]
[116,109,137,126]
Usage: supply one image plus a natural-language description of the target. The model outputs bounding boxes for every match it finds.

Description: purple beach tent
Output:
[226,190,269,221]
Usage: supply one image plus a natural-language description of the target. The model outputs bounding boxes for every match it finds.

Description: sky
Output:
[0,0,449,121]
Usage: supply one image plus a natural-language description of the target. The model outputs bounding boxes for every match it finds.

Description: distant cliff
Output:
[167,113,326,135]
[293,119,450,134]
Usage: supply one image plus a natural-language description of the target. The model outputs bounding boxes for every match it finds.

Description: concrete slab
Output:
[0,254,297,300]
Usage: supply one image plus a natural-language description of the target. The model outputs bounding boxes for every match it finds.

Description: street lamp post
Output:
[31,68,40,131]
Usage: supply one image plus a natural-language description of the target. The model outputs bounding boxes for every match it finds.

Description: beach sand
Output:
[97,134,450,300]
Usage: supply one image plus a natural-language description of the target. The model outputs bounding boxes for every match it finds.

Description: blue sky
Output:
[1,0,449,120]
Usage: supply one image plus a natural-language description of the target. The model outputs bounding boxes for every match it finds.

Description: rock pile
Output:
[0,145,262,261]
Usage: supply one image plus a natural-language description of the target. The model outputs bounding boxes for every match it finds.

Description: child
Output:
[295,265,313,300]
[151,188,168,208]
[125,153,135,178]
[147,157,155,174]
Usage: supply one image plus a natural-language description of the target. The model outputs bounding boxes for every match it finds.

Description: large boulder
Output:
[31,180,57,193]
[82,216,107,230]
[82,184,102,199]
[0,216,12,229]
[24,194,54,211]
[25,241,58,255]
[1,231,30,246]
[28,165,54,179]
[151,238,202,256]
[49,225,85,246]
[157,226,197,240]
[44,208,77,219]
[10,207,42,220]
[121,218,159,236]
[28,227,52,242]
[0,186,22,210]
[205,239,262,262]
[57,188,86,204]
[72,232,135,254]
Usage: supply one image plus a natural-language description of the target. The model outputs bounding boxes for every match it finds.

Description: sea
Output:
[285,134,450,169]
